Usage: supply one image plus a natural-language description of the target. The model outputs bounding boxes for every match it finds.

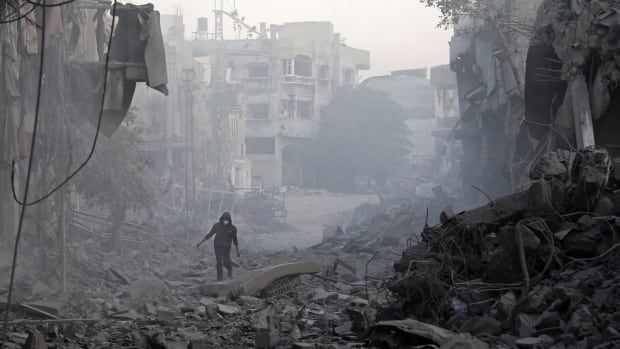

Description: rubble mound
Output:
[389,148,620,348]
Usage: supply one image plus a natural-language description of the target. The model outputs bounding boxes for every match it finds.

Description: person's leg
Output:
[223,248,233,279]
[215,249,224,281]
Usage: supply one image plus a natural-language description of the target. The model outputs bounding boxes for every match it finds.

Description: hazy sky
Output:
[136,0,453,78]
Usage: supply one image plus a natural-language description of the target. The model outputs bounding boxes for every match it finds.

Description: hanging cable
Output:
[10,0,117,207]
[0,1,29,22]
[1,2,46,346]
[0,1,37,24]
[2,0,117,345]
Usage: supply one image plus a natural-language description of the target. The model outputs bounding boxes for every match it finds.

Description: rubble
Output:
[200,261,321,298]
[0,217,399,349]
[386,147,620,348]
[363,319,489,349]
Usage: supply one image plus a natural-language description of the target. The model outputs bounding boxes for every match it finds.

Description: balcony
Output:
[281,75,314,86]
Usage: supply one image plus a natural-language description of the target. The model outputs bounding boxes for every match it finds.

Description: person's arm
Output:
[233,227,240,257]
[196,225,217,248]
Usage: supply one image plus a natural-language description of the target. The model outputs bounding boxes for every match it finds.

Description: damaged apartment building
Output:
[192,21,370,190]
[449,0,542,205]
[134,19,370,193]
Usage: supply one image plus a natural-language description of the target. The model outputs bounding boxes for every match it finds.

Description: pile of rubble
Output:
[6,147,620,348]
[1,214,400,348]
[388,147,620,348]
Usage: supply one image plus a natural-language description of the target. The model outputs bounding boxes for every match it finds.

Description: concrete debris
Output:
[128,277,169,300]
[200,261,321,298]
[9,146,618,348]
[385,148,620,348]
[364,319,488,349]
[345,297,376,333]
[253,303,280,348]
[109,267,132,285]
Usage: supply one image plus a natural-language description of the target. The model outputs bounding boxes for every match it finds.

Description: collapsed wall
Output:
[526,1,620,154]
[450,0,542,205]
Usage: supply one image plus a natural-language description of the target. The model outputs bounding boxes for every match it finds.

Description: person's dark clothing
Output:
[205,212,238,250]
[204,212,238,281]
[215,249,232,281]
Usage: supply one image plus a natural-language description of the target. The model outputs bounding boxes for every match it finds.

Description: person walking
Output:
[196,212,240,281]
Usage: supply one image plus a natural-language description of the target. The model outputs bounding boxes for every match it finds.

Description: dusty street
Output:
[246,191,379,251]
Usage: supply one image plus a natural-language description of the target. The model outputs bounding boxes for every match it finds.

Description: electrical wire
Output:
[0,1,37,24]
[10,0,117,207]
[2,0,117,345]
[0,1,29,22]
[1,2,46,346]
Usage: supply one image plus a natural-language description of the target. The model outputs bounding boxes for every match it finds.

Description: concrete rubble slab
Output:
[110,309,141,321]
[364,319,489,349]
[24,299,67,318]
[200,262,321,297]
[454,190,528,225]
[198,298,240,316]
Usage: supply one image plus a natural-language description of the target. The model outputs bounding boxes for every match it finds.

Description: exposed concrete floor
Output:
[245,191,379,251]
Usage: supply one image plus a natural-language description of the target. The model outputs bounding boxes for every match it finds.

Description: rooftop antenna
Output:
[214,0,224,40]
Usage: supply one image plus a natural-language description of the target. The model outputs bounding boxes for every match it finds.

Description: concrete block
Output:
[156,308,176,321]
[254,328,278,349]
[200,262,321,298]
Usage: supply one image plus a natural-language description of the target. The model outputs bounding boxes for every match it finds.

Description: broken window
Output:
[343,67,355,84]
[298,101,313,119]
[248,63,269,79]
[319,64,330,80]
[280,97,295,119]
[279,100,289,118]
[282,59,293,76]
[246,137,275,154]
[294,55,313,77]
[247,104,270,120]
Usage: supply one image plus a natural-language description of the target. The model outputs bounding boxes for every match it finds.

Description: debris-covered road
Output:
[4,147,620,348]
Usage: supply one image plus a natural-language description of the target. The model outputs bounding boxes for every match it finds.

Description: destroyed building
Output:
[430,64,461,187]
[525,0,620,156]
[189,21,371,190]
[131,19,371,205]
[0,1,168,246]
[450,0,542,205]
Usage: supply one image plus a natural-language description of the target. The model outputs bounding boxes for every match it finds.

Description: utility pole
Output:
[214,0,224,40]
[59,190,66,293]
[183,68,197,214]
[212,0,265,40]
